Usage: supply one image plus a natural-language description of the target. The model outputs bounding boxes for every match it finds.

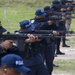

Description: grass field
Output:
[0,0,75,75]
[0,0,75,32]
[53,59,75,75]
[0,0,52,32]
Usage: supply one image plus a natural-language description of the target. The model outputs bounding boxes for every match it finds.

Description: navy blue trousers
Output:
[25,63,49,75]
[41,42,55,75]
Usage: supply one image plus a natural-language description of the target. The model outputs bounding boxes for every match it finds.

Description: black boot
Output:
[56,51,65,55]
[53,64,59,67]
[62,37,70,47]
[56,45,65,55]
[62,44,70,47]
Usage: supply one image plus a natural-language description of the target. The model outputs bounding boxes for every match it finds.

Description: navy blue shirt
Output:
[15,41,43,67]
[14,32,44,66]
[30,17,56,45]
[33,17,56,30]
[51,5,66,34]
[22,41,43,66]
[23,54,43,66]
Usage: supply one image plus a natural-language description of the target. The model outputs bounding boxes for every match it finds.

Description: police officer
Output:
[0,21,21,66]
[0,40,21,65]
[51,0,67,54]
[30,8,58,75]
[44,6,59,67]
[0,54,30,75]
[17,20,49,75]
[59,0,70,47]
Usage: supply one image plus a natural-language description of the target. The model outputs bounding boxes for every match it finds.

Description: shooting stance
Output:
[16,20,49,75]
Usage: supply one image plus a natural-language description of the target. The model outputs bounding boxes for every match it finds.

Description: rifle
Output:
[61,4,75,8]
[65,0,74,3]
[48,16,75,20]
[1,30,75,40]
[51,12,72,15]
[0,33,54,40]
[0,29,68,40]
[32,30,75,35]
[15,30,53,34]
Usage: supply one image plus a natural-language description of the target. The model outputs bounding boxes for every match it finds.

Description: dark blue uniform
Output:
[59,0,70,47]
[51,0,66,54]
[14,19,49,75]
[31,17,56,75]
[22,41,49,75]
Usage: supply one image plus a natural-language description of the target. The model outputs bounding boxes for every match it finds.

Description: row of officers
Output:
[0,0,73,75]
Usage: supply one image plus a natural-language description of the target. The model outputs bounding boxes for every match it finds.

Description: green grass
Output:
[53,59,75,75]
[0,5,35,32]
[0,0,75,32]
[0,0,53,32]
[70,19,75,30]
[69,14,75,30]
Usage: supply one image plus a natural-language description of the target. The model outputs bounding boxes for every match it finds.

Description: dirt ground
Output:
[55,46,75,60]
[52,44,75,75]
[54,35,75,60]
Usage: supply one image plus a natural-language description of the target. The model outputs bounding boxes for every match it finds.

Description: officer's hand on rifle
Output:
[47,20,53,25]
[0,40,13,50]
[61,16,66,21]
[65,3,69,6]
[51,15,58,18]
[61,13,66,17]
[25,34,39,43]
[60,8,66,12]
[52,31,59,36]
[67,7,71,11]
[34,36,42,42]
